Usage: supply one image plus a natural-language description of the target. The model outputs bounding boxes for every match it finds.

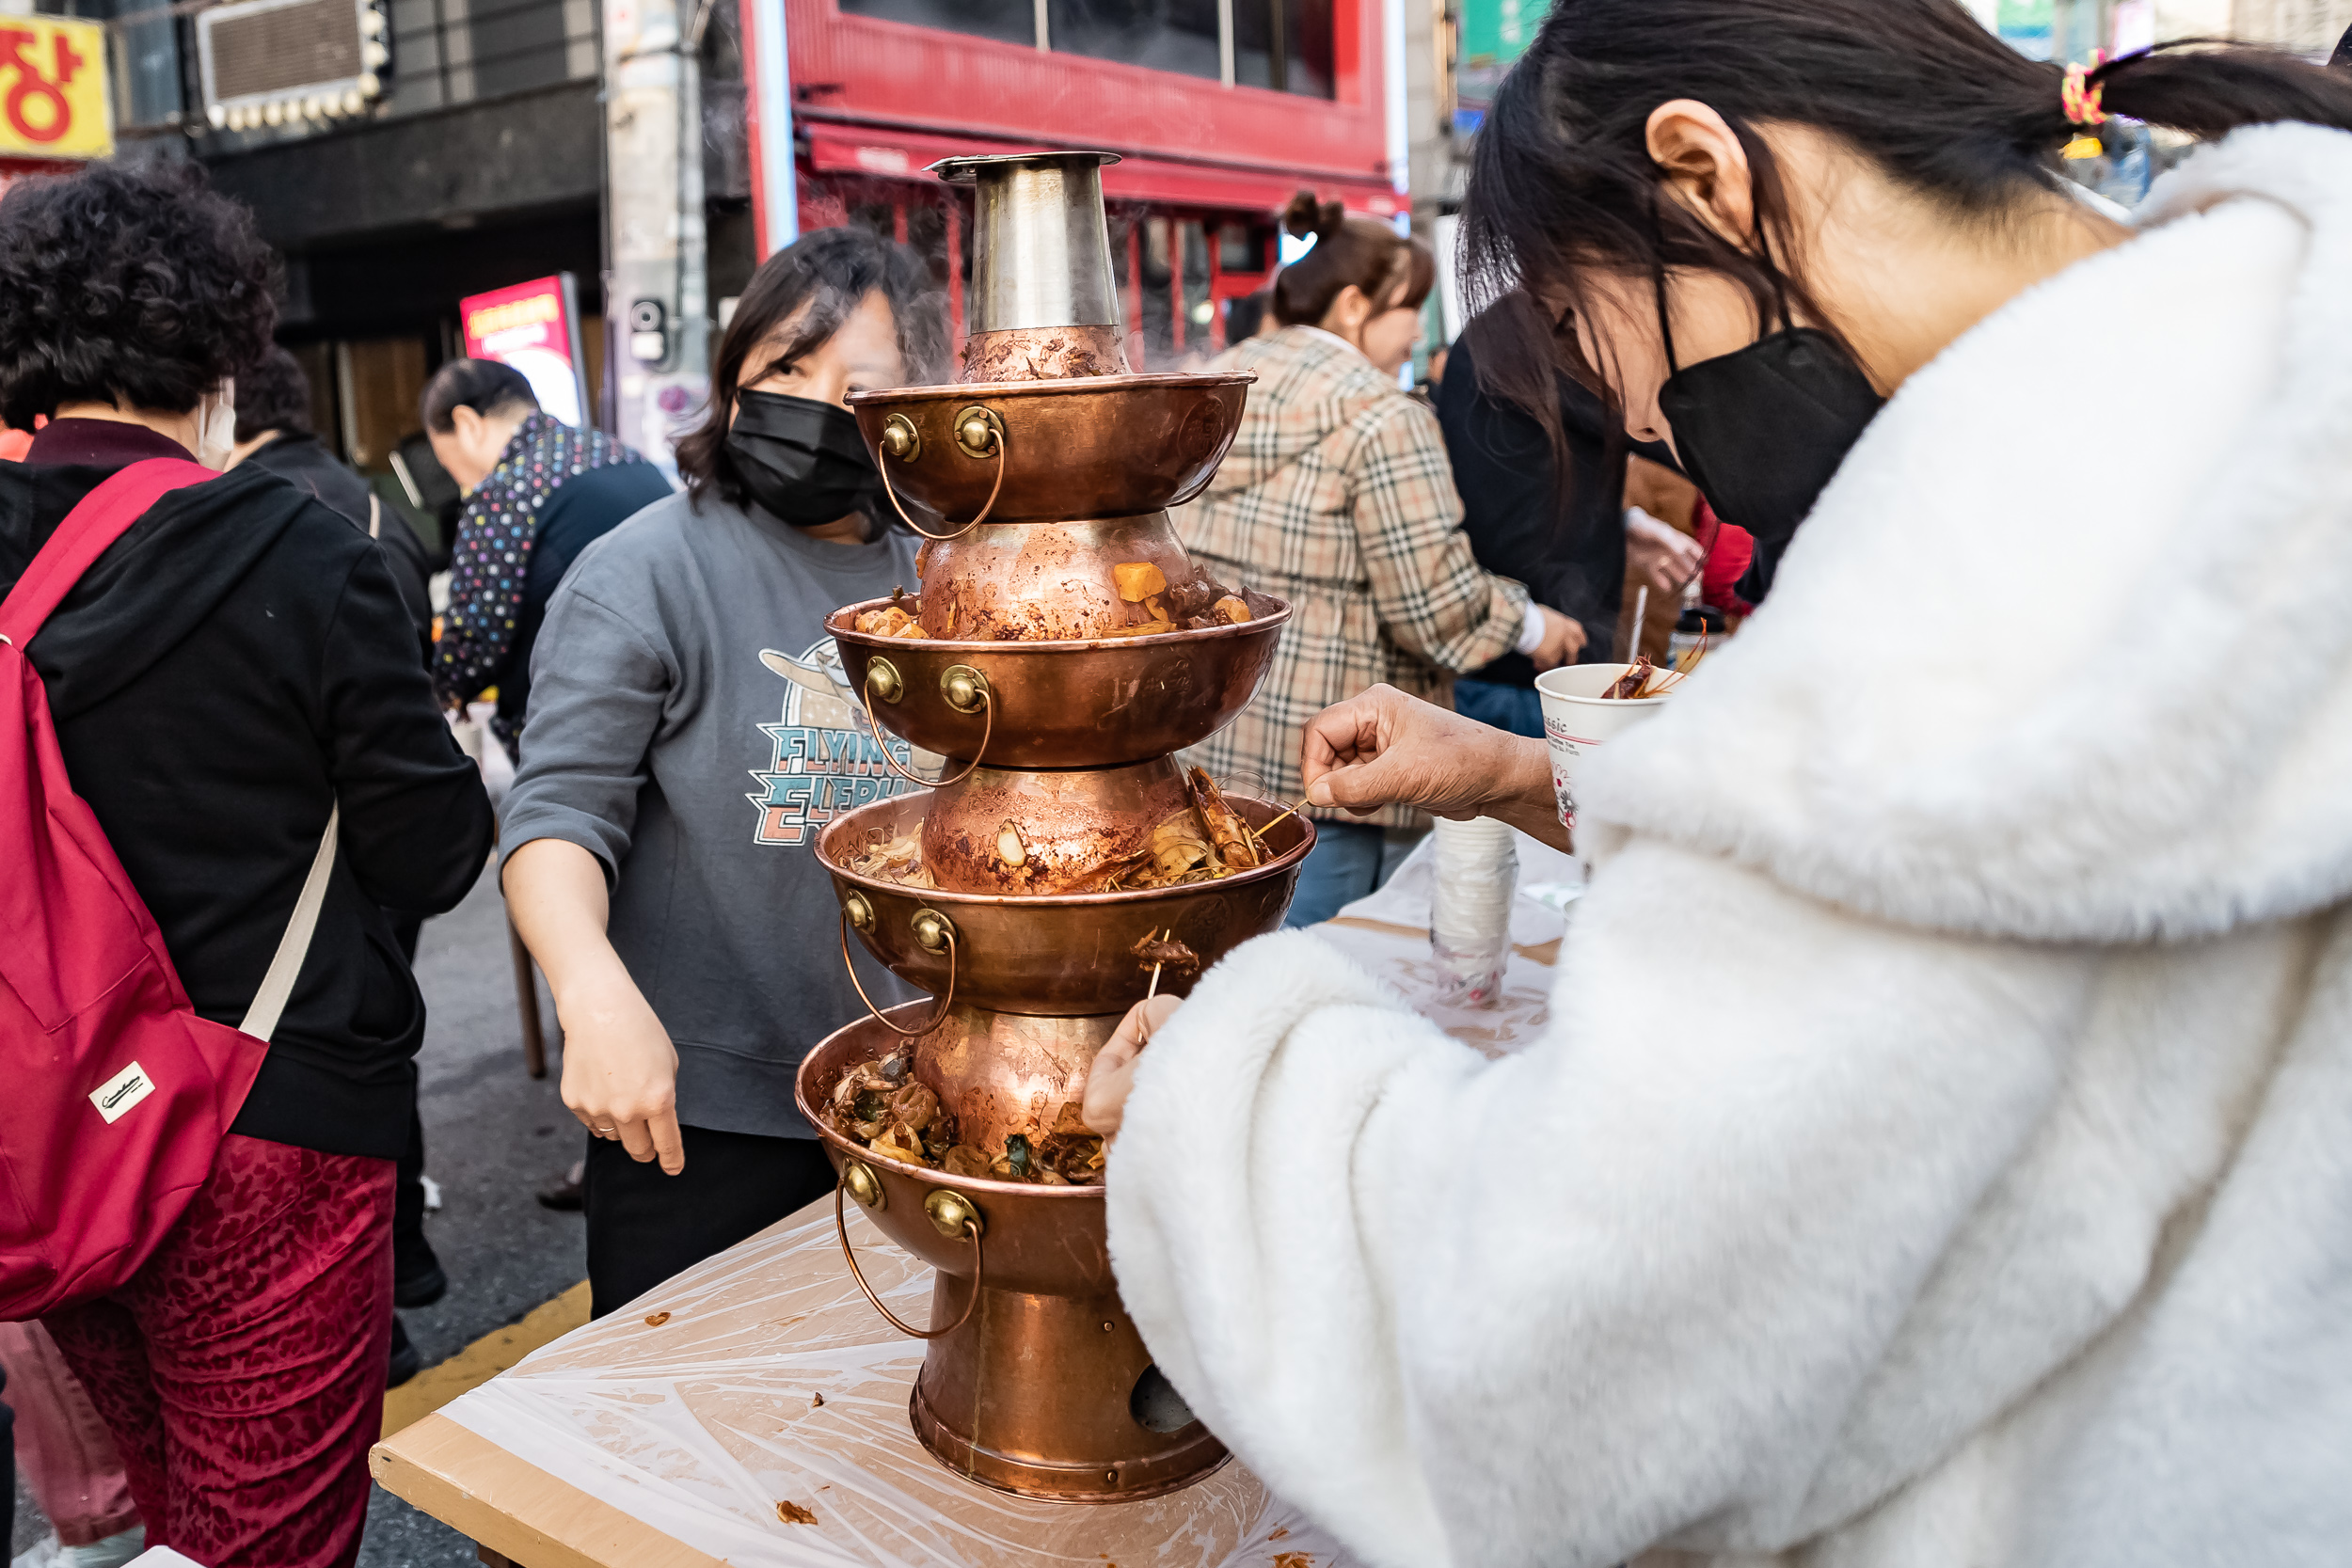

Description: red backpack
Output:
[0,458,338,1320]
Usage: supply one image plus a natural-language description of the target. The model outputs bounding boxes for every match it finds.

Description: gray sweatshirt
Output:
[499,489,923,1138]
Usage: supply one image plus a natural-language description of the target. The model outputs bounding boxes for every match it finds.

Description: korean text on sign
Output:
[0,15,111,160]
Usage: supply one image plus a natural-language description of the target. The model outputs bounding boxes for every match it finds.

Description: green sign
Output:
[1457,0,1553,69]
[1997,0,2055,57]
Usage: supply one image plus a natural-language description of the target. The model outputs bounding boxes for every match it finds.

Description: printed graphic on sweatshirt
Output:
[747,639,939,847]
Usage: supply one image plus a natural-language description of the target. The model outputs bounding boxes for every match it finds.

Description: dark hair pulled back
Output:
[1270,191,1436,328]
[1463,0,2352,436]
[675,225,946,509]
[419,357,537,434]
[0,161,277,430]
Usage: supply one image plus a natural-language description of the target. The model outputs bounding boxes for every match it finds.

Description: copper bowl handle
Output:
[878,412,1006,542]
[854,667,993,789]
[834,1177,984,1339]
[838,909,958,1037]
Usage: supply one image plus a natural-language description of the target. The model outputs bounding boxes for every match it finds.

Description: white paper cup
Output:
[1534,663,1673,844]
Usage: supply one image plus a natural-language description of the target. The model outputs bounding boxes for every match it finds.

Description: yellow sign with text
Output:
[0,16,111,160]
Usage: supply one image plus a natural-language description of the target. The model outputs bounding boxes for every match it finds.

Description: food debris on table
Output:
[644,1311,671,1326]
[776,1499,818,1524]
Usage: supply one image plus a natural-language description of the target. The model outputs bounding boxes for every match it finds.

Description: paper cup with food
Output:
[1534,661,1679,851]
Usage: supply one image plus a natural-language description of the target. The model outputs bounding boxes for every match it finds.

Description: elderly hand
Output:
[1081,994,1184,1138]
[1301,685,1568,850]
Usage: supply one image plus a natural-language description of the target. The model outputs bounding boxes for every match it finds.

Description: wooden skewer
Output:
[1138,927,1171,1046]
[1250,797,1314,847]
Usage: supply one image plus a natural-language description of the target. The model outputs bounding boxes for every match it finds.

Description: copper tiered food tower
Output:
[792,150,1312,1503]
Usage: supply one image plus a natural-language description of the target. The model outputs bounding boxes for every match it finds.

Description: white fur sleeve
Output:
[1105,839,2088,1568]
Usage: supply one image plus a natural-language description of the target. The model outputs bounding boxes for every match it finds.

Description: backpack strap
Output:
[0,458,218,647]
[0,454,337,1042]
[238,802,338,1041]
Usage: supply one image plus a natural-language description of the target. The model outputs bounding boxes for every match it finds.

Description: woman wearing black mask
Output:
[501,228,946,1316]
[1077,7,2352,1567]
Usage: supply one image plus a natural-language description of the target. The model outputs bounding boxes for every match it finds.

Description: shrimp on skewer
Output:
[1186,767,1263,871]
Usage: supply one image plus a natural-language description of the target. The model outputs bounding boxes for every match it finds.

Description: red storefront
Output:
[752,0,1400,368]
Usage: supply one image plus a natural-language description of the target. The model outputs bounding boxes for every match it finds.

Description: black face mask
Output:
[1656,319,1883,604]
[724,388,882,530]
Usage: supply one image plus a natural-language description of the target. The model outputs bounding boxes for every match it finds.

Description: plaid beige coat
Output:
[1174,327,1531,830]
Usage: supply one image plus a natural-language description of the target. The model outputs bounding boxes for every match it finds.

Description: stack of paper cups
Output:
[1534,663,1673,857]
[1429,815,1518,1008]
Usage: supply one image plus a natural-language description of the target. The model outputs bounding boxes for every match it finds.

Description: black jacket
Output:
[0,420,494,1159]
[242,431,435,666]
[1435,331,1631,686]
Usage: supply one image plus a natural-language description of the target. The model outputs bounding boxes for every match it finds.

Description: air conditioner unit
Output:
[197,0,389,133]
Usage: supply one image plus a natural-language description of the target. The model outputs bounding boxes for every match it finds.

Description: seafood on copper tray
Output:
[1098,562,1253,639]
[1094,767,1263,891]
[852,586,926,640]
[835,768,1271,894]
[846,546,1258,643]
[839,828,934,889]
[827,1046,1106,1185]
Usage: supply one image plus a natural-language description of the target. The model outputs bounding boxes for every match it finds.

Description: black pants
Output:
[582,1126,836,1319]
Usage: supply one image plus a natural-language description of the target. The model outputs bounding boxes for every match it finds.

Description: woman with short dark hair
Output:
[0,160,492,1568]
[1086,8,2352,1566]
[501,226,947,1316]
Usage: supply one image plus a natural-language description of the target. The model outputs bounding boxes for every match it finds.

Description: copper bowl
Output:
[818,791,1313,1017]
[798,1016,1110,1293]
[850,372,1251,524]
[908,515,1226,643]
[831,592,1289,768]
[796,1008,1232,1502]
[922,757,1188,895]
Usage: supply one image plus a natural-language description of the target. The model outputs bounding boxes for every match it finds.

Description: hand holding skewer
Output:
[1083,929,1191,1138]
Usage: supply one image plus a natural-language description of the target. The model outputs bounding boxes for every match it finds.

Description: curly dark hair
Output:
[234,344,314,442]
[675,226,946,509]
[0,160,278,430]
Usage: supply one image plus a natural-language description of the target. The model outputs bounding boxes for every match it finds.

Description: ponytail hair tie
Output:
[2062,53,2108,127]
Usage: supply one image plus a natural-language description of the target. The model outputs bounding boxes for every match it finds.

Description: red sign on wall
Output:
[459,274,591,429]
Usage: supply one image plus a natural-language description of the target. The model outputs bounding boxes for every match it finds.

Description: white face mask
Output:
[195,380,237,470]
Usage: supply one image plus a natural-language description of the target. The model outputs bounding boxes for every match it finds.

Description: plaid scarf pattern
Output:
[1174,327,1530,830]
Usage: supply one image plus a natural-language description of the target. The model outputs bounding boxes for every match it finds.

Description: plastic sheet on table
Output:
[1312,827,1571,1058]
[439,1202,1358,1567]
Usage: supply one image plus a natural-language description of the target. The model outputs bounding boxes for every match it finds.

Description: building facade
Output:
[740,0,1408,372]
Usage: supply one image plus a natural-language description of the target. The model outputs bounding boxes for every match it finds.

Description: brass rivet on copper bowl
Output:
[843,891,875,931]
[940,664,990,714]
[953,404,1004,460]
[843,1159,884,1211]
[881,412,920,463]
[910,908,957,954]
[866,656,903,705]
[925,1188,983,1240]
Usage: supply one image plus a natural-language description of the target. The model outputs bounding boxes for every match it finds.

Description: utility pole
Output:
[602,0,708,476]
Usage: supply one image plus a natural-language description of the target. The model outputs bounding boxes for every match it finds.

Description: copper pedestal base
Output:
[798,1007,1230,1503]
[909,1276,1230,1501]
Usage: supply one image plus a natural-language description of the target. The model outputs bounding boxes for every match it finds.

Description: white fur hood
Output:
[1581,123,2352,944]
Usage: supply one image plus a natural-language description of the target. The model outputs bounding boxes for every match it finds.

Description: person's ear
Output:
[1327,283,1373,338]
[1645,99,1756,252]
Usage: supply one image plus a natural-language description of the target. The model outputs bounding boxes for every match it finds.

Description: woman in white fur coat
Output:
[1081,6,2352,1567]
